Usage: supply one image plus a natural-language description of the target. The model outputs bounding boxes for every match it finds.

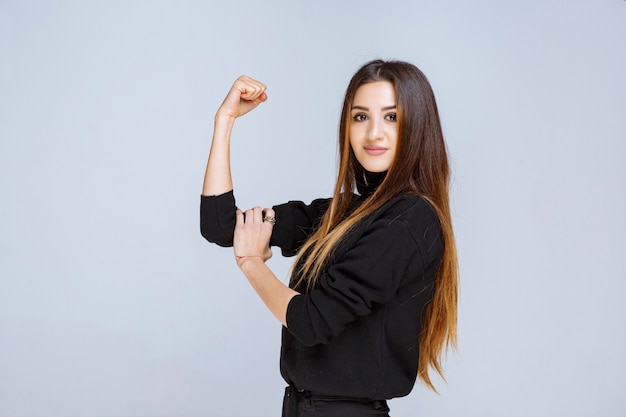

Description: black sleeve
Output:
[200,190,236,247]
[271,198,331,257]
[200,191,331,255]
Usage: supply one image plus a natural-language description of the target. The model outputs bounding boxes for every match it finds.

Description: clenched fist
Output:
[216,75,267,120]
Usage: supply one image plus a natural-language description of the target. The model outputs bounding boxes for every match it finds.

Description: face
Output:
[349,81,398,173]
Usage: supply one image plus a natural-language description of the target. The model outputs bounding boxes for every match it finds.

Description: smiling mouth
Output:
[364,146,387,156]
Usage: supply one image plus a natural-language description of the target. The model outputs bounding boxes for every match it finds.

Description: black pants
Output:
[282,386,390,417]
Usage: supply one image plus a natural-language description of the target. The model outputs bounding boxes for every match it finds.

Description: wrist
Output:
[236,255,265,270]
[214,111,236,125]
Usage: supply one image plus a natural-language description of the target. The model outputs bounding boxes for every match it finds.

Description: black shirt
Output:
[200,189,443,400]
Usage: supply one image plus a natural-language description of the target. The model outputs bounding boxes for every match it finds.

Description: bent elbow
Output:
[200,219,234,247]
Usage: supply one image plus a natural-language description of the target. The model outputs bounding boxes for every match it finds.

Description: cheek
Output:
[386,125,398,140]
[386,130,398,157]
[388,130,399,150]
[349,123,367,142]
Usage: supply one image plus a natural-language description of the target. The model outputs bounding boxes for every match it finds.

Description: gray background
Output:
[1,1,625,416]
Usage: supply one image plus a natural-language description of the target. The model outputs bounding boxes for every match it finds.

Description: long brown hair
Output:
[293,59,458,391]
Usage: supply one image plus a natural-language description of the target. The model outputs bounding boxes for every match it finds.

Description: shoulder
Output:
[377,194,440,227]
[371,195,443,257]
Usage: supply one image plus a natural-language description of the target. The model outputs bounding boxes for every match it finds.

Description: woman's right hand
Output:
[216,76,267,120]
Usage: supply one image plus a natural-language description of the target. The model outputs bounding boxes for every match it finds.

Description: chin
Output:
[355,156,392,174]
[362,163,391,173]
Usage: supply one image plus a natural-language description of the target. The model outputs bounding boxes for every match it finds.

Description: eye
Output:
[352,113,368,122]
[385,113,397,122]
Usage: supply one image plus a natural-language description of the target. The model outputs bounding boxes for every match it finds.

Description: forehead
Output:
[352,81,396,106]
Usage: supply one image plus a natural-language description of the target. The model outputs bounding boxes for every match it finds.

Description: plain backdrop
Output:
[1,1,625,416]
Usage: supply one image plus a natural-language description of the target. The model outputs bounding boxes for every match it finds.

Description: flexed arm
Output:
[202,76,267,196]
[201,76,298,326]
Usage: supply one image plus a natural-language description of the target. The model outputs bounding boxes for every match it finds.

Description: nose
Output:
[367,118,383,141]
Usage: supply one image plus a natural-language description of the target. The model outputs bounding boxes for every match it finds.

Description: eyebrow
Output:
[351,105,397,111]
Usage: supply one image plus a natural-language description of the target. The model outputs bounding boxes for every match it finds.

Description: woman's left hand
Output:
[233,207,274,266]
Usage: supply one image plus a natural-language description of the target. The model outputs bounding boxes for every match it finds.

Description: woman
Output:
[200,59,458,417]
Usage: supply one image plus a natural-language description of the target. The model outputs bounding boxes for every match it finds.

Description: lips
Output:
[364,146,388,156]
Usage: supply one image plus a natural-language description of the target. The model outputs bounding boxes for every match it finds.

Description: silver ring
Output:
[263,216,276,225]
